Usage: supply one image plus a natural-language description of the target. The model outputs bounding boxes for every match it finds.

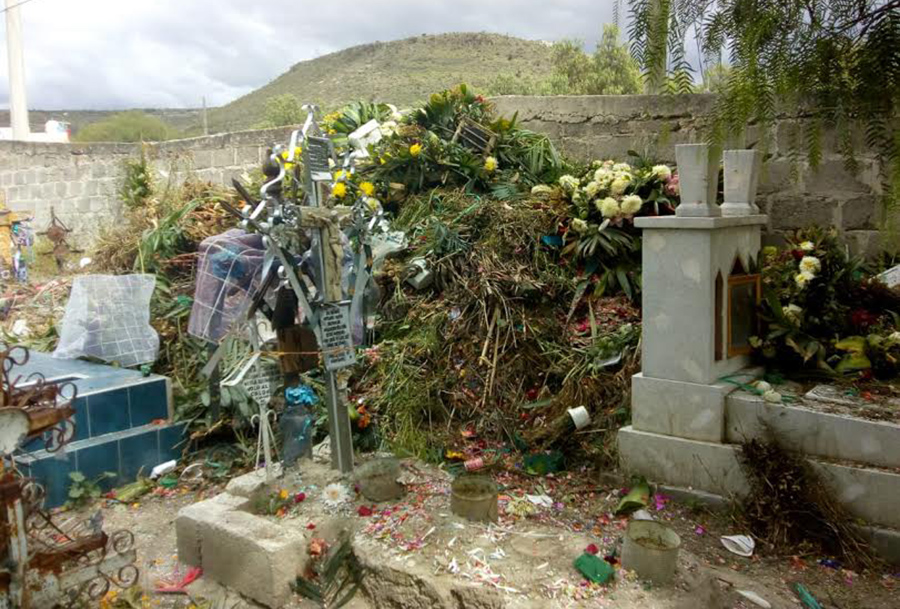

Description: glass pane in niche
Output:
[728,275,760,356]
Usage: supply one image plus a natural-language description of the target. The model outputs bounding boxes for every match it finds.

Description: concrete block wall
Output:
[492,94,889,254]
[0,126,295,248]
[1,95,891,252]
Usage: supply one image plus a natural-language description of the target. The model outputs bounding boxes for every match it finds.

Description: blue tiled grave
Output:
[13,352,186,508]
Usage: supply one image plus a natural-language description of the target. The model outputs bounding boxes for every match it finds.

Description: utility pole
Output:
[202,96,209,136]
[5,0,30,140]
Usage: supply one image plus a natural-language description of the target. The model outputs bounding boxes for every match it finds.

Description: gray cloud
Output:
[0,0,620,110]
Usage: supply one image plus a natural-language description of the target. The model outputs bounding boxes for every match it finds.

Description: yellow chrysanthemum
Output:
[332,182,347,198]
[279,489,289,500]
[360,181,375,196]
[333,169,347,182]
[483,156,498,173]
[409,143,423,157]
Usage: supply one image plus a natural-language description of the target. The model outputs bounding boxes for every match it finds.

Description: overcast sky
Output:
[0,0,623,110]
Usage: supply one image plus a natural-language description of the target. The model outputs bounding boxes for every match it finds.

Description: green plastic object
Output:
[615,479,650,515]
[574,553,614,584]
[159,474,178,489]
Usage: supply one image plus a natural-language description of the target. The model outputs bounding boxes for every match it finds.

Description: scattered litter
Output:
[615,479,650,515]
[79,257,92,268]
[737,590,771,608]
[721,534,755,557]
[632,509,654,521]
[155,565,202,594]
[790,582,823,609]
[574,552,614,584]
[150,459,177,480]
[11,319,28,337]
[526,494,554,508]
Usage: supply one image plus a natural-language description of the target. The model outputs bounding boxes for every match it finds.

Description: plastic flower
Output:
[409,143,423,157]
[599,197,620,218]
[584,181,602,198]
[799,256,821,274]
[558,175,580,193]
[593,168,612,183]
[795,271,815,288]
[359,181,375,196]
[332,182,347,199]
[610,176,630,196]
[571,218,589,233]
[664,174,680,196]
[621,194,643,216]
[800,241,815,251]
[483,156,498,173]
[322,483,349,507]
[651,164,672,181]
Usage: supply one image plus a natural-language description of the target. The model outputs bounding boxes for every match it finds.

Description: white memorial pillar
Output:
[5,0,30,140]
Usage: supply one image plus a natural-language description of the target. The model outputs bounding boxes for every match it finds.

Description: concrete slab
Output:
[726,392,900,468]
[618,425,900,529]
[632,373,735,442]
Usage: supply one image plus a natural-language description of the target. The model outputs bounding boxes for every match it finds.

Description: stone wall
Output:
[0,126,294,248]
[1,95,890,253]
[493,95,888,254]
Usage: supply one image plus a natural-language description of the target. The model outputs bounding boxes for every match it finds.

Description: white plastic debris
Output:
[720,534,755,557]
[737,590,771,608]
[567,406,591,429]
[150,460,177,480]
[79,257,92,268]
[53,274,159,367]
[632,509,655,521]
[11,319,29,337]
[526,494,554,508]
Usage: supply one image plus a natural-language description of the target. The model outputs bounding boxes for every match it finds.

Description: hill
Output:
[206,32,554,133]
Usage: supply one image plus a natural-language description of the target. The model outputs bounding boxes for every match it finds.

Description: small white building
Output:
[0,119,70,143]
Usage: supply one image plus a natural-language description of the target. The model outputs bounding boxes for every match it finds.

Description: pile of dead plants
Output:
[738,434,880,570]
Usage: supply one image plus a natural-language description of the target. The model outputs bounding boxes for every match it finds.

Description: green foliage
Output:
[259,93,305,128]
[74,111,178,143]
[489,26,642,96]
[628,0,900,210]
[120,150,153,209]
[67,471,115,508]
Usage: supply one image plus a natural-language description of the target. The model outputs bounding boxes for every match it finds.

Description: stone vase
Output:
[721,149,761,216]
[675,144,722,217]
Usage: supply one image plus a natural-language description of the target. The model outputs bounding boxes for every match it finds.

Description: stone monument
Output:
[618,144,767,489]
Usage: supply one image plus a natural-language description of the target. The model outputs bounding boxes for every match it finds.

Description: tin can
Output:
[464,457,485,471]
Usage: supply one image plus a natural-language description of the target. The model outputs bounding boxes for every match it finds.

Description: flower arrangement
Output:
[753,227,900,378]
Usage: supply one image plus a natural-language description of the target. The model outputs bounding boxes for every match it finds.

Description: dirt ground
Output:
[76,454,899,609]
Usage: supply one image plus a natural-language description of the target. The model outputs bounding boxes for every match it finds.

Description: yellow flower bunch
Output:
[483,156,498,173]
[409,143,423,157]
[360,181,375,196]
[332,183,347,198]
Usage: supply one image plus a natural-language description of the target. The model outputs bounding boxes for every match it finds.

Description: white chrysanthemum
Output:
[322,483,349,507]
[591,160,605,168]
[593,168,611,183]
[584,181,602,198]
[598,197,620,218]
[651,164,672,181]
[613,162,631,172]
[784,304,803,324]
[799,256,821,274]
[795,271,815,288]
[621,194,643,216]
[571,218,589,233]
[559,175,580,193]
[800,241,815,251]
[754,380,772,392]
[531,184,553,195]
[610,176,630,196]
[365,197,382,212]
[379,120,399,136]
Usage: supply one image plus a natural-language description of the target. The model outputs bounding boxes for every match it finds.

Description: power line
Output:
[1,0,40,15]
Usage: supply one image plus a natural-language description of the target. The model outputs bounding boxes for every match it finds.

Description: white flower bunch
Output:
[571,218,589,233]
[610,175,631,196]
[795,255,821,288]
[800,241,815,251]
[584,180,602,198]
[784,304,803,324]
[598,197,620,218]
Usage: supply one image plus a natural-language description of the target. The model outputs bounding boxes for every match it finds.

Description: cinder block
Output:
[175,493,249,566]
[225,464,283,499]
[212,148,235,168]
[198,508,305,608]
